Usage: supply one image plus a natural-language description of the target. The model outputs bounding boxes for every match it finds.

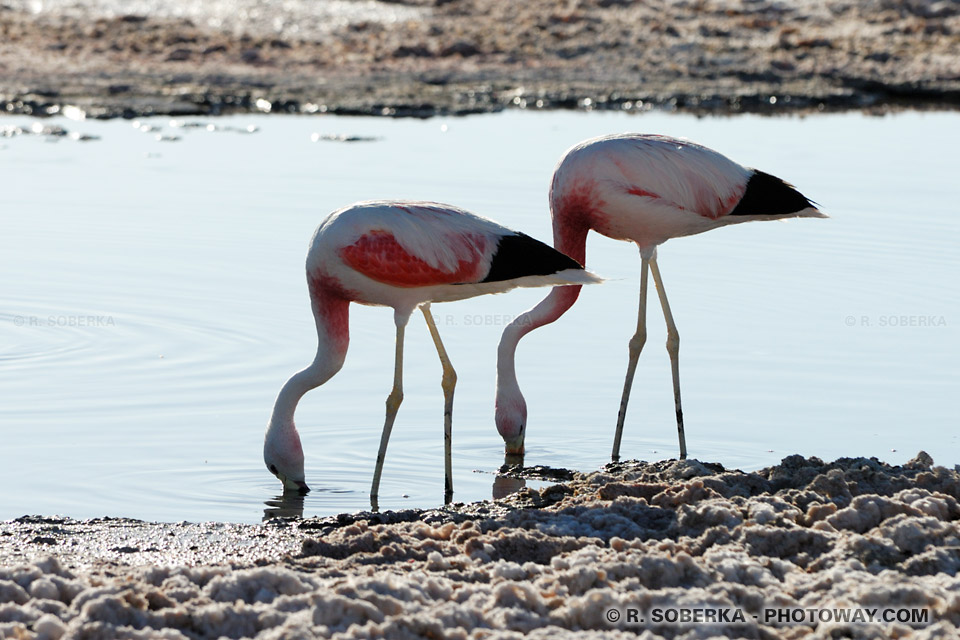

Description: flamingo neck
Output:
[497,284,583,377]
[495,215,588,450]
[497,215,589,384]
[553,221,588,267]
[495,284,582,450]
[268,287,350,430]
[270,368,327,428]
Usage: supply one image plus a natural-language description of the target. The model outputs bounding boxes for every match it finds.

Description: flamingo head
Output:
[495,387,527,455]
[263,420,310,494]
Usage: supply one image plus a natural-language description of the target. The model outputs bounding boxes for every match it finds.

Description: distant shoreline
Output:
[2,1,959,119]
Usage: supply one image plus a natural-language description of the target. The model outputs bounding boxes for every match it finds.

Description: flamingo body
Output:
[307,201,591,310]
[496,133,824,458]
[550,134,821,256]
[265,200,597,498]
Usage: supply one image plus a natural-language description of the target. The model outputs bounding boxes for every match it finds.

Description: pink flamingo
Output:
[495,134,825,461]
[263,200,598,502]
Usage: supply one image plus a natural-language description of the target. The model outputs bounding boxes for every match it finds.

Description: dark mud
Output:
[2,0,959,120]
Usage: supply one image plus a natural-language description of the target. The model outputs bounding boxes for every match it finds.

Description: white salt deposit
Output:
[1,454,958,639]
[6,0,425,38]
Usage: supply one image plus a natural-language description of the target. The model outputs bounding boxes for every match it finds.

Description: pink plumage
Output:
[264,200,598,503]
[340,230,488,287]
[496,134,825,460]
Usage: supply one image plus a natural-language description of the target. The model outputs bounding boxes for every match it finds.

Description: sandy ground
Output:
[1,0,960,118]
[2,453,959,639]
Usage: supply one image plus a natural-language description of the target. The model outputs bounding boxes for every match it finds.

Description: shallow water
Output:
[1,109,958,523]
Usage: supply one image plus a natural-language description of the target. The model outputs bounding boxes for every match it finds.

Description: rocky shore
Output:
[2,454,958,639]
[2,0,959,119]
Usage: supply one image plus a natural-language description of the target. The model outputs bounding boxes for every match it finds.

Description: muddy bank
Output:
[2,0,960,119]
[2,453,959,638]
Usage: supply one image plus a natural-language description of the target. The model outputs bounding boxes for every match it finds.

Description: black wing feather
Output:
[481,233,582,283]
[729,170,816,216]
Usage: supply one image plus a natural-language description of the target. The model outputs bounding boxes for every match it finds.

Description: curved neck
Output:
[495,214,589,450]
[270,367,330,427]
[497,218,589,383]
[269,288,350,429]
[497,283,582,383]
[553,218,588,266]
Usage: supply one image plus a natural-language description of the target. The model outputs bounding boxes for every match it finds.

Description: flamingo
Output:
[495,133,825,461]
[263,200,598,502]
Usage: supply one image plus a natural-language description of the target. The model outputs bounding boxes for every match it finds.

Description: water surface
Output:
[1,110,957,523]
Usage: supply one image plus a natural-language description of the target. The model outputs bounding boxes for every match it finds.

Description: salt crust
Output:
[1,453,958,639]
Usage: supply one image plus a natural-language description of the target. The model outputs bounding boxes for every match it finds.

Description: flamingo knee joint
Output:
[386,389,404,412]
[629,332,647,356]
[441,368,457,393]
[665,331,680,354]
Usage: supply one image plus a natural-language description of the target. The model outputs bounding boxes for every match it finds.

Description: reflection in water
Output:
[492,474,526,500]
[263,491,305,520]
[493,452,527,500]
[370,489,453,513]
[503,453,524,467]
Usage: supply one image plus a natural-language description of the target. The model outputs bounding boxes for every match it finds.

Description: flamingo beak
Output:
[279,475,310,494]
[503,436,525,456]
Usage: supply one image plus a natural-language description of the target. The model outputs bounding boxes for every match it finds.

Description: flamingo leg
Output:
[649,254,687,460]
[420,303,456,502]
[370,316,407,508]
[612,251,651,461]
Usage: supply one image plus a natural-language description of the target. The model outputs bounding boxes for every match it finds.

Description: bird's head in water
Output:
[495,387,527,456]
[263,421,310,494]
